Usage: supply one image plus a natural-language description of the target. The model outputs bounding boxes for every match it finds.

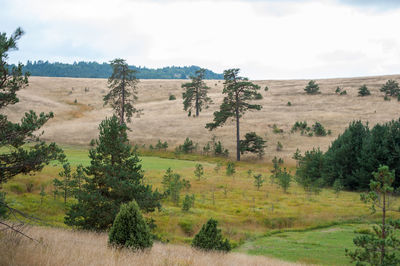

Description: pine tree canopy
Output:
[182,68,212,117]
[0,27,63,185]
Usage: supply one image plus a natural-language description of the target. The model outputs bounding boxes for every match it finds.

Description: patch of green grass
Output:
[237,224,367,265]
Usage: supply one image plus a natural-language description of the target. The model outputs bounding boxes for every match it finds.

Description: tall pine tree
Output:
[182,68,212,117]
[103,59,141,125]
[206,69,262,161]
[0,28,62,197]
[65,116,162,231]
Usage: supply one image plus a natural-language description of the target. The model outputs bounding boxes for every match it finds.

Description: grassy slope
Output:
[4,146,400,265]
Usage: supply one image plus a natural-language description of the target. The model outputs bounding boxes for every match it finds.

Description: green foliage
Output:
[65,116,162,230]
[162,168,190,205]
[304,80,320,94]
[192,218,231,252]
[168,94,176,100]
[53,162,73,204]
[335,86,342,94]
[332,179,344,197]
[380,79,400,97]
[253,174,265,190]
[358,84,371,96]
[22,61,224,79]
[0,27,63,186]
[182,68,212,117]
[277,168,292,193]
[346,165,400,265]
[206,68,262,161]
[203,136,229,157]
[270,157,284,184]
[340,90,347,95]
[384,95,391,101]
[295,148,324,194]
[276,141,283,151]
[312,122,327,136]
[226,162,236,176]
[179,218,195,236]
[287,101,291,106]
[176,137,197,154]
[239,132,267,158]
[182,194,195,212]
[0,192,8,218]
[291,121,308,133]
[272,124,284,134]
[108,201,153,250]
[155,140,168,151]
[194,164,204,180]
[103,58,141,124]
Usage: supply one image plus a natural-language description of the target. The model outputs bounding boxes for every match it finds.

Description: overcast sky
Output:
[1,0,400,79]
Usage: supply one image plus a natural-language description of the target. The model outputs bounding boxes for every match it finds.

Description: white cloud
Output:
[1,0,400,79]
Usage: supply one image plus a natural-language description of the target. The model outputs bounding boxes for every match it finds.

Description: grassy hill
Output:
[4,75,400,164]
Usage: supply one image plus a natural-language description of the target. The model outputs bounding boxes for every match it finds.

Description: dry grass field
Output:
[0,226,303,266]
[4,75,400,163]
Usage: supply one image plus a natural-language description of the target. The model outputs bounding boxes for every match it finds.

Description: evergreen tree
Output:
[358,84,371,96]
[380,80,400,97]
[277,168,292,193]
[253,174,264,190]
[346,165,400,265]
[295,148,324,194]
[304,80,320,94]
[108,200,153,250]
[192,218,231,252]
[182,68,212,117]
[0,28,63,216]
[53,162,73,204]
[65,116,162,230]
[206,69,262,161]
[103,59,141,125]
[161,168,190,205]
[194,163,204,181]
[239,132,267,158]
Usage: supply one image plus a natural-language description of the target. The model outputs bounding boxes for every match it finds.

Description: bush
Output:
[277,168,292,193]
[358,85,370,96]
[239,132,267,158]
[226,162,235,176]
[291,121,308,133]
[169,94,176,100]
[108,201,153,250]
[176,137,197,154]
[272,124,284,134]
[179,219,195,236]
[192,218,231,252]
[312,122,327,136]
[182,194,195,212]
[162,168,190,205]
[380,79,400,96]
[295,148,324,193]
[287,101,292,106]
[304,80,320,94]
[276,141,283,151]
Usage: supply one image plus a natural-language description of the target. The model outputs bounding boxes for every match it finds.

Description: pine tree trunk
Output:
[121,78,125,125]
[236,101,240,161]
[195,88,199,117]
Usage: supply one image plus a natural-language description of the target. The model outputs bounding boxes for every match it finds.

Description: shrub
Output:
[182,194,195,212]
[108,201,153,250]
[291,121,308,133]
[176,137,197,154]
[253,174,264,190]
[340,90,347,95]
[194,164,204,181]
[155,140,168,151]
[333,179,343,197]
[226,162,235,176]
[380,79,400,96]
[335,87,341,94]
[295,148,324,193]
[239,132,267,158]
[162,168,190,205]
[287,101,292,106]
[312,121,327,136]
[272,124,284,134]
[277,168,291,193]
[276,141,283,151]
[304,80,320,94]
[169,94,176,100]
[358,85,370,96]
[192,218,231,252]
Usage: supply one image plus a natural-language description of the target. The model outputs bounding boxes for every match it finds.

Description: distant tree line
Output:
[16,61,223,79]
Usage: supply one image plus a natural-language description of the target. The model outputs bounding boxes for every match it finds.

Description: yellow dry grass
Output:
[3,75,400,163]
[0,226,303,266]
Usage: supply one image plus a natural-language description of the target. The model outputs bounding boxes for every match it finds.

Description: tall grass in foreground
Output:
[0,226,303,266]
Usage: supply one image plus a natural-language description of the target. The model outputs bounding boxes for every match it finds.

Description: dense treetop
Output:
[18,61,223,79]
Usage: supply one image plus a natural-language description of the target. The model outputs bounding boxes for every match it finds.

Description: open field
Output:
[0,226,302,266]
[4,75,400,163]
[4,146,400,264]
